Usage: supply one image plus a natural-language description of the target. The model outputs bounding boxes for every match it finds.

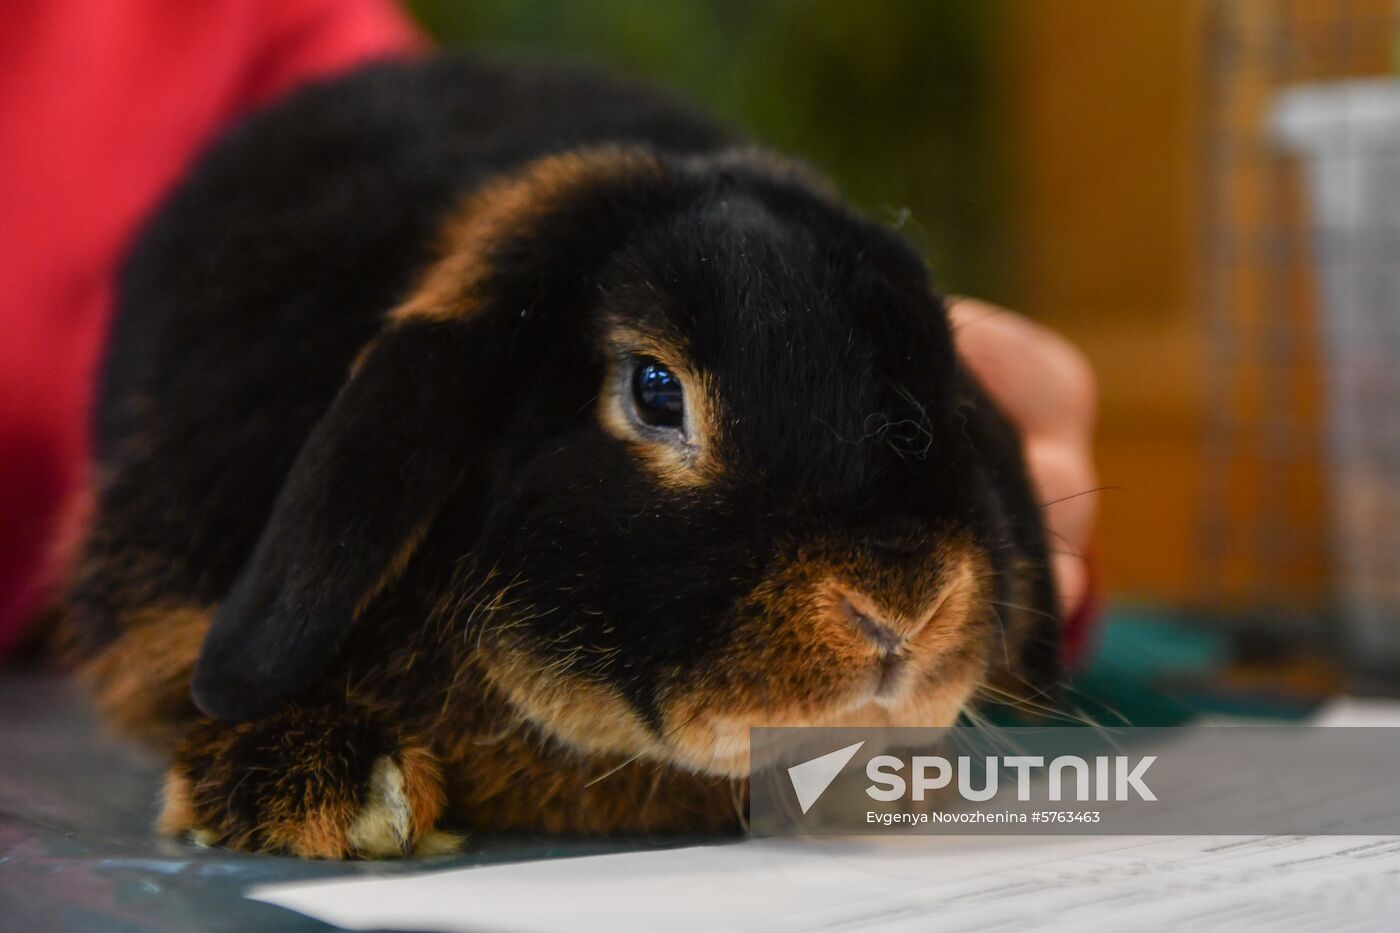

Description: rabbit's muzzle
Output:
[475,539,993,779]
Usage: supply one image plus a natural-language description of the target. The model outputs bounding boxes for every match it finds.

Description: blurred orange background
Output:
[1003,0,1396,626]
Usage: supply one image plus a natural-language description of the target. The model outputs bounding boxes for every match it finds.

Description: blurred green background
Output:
[405,0,1009,299]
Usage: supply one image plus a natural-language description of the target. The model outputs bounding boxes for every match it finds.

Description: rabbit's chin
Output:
[482,647,978,781]
[660,677,978,779]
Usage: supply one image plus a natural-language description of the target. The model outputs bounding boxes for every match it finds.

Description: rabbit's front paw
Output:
[159,706,456,859]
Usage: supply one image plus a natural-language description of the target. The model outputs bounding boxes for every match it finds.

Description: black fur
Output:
[67,53,1059,844]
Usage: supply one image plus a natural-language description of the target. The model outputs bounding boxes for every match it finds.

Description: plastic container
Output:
[1274,79,1400,669]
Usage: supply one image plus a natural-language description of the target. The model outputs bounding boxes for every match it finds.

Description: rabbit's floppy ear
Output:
[192,147,668,721]
[191,318,487,720]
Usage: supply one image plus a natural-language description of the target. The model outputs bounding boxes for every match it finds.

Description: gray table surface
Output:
[0,671,715,932]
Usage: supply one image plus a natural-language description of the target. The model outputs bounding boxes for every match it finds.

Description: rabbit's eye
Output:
[631,360,685,429]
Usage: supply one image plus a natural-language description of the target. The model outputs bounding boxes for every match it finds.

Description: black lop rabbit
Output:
[63,53,1060,857]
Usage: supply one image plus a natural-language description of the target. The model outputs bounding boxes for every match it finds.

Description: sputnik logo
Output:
[787,741,865,814]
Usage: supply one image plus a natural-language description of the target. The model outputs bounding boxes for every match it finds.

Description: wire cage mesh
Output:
[1199,0,1400,667]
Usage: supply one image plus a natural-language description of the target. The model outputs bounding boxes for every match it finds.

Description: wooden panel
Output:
[1000,0,1394,609]
[1001,1,1207,603]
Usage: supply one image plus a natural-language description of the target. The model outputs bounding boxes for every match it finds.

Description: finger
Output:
[948,297,1096,446]
[1024,438,1099,556]
[1053,552,1090,621]
[1025,438,1098,618]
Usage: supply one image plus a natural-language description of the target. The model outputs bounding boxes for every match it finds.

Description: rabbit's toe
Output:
[343,756,463,857]
[346,756,415,857]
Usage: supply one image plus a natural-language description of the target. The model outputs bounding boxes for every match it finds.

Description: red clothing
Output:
[0,0,423,655]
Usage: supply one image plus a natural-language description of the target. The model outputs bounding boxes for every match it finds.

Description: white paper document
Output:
[251,834,1400,932]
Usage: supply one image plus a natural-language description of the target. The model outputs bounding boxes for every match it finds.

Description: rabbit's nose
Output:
[837,587,925,651]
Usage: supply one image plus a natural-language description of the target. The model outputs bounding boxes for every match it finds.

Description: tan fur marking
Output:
[347,338,377,379]
[157,769,196,837]
[437,720,744,835]
[477,637,662,762]
[395,745,448,839]
[80,604,211,750]
[667,675,978,777]
[345,757,414,857]
[414,829,467,857]
[391,148,664,325]
[265,805,357,859]
[596,323,722,488]
[353,520,436,620]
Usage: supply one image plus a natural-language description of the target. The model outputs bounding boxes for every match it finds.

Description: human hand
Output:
[948,298,1098,619]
